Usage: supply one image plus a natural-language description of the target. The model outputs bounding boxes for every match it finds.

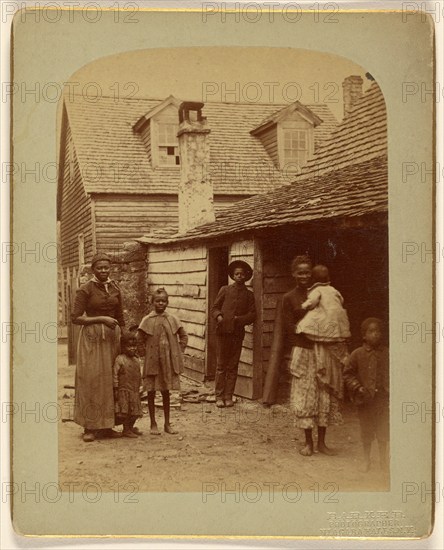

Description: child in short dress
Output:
[138,288,188,435]
[344,317,389,472]
[113,332,143,438]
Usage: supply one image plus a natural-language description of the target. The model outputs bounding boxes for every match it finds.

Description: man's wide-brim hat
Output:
[228,260,253,281]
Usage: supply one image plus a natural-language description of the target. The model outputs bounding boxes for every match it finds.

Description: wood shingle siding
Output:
[139,119,152,164]
[255,126,278,167]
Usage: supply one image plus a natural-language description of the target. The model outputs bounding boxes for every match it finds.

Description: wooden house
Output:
[57,94,337,271]
[137,79,388,400]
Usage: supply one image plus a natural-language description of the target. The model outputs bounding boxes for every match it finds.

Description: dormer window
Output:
[278,121,313,173]
[157,122,180,166]
[250,101,321,174]
[133,96,182,169]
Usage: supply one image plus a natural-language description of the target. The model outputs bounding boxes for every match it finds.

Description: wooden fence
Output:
[59,266,80,365]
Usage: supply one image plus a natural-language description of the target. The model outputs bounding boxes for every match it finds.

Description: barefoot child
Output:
[138,288,188,435]
[344,318,389,471]
[113,332,143,438]
[211,260,256,408]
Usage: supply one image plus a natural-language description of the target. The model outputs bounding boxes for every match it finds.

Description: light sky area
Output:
[69,47,371,121]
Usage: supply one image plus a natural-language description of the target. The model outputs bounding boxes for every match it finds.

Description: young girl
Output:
[296,264,351,342]
[113,332,143,438]
[138,288,188,435]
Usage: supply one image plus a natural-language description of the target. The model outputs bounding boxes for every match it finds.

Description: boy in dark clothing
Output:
[344,317,389,472]
[211,260,256,408]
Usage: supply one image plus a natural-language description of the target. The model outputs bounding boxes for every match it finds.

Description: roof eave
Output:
[136,208,388,247]
[132,94,182,131]
[251,102,323,135]
[56,102,69,221]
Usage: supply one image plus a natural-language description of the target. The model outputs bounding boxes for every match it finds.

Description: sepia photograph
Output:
[8,5,436,540]
[57,47,390,494]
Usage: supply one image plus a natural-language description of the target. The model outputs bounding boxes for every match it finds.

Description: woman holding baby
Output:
[282,255,350,457]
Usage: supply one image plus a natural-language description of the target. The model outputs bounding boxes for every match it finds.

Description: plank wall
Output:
[146,244,208,380]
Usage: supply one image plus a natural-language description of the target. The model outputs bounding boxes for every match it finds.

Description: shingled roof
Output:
[300,82,386,177]
[137,81,387,245]
[62,94,337,196]
[137,155,387,245]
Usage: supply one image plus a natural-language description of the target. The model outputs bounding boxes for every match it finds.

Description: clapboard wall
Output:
[261,246,294,377]
[59,128,94,269]
[93,194,178,254]
[90,194,251,259]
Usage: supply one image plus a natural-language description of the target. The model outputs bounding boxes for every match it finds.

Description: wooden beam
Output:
[90,196,97,254]
[252,237,263,400]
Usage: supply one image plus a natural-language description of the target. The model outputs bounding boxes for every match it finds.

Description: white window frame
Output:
[277,120,314,173]
[151,116,180,169]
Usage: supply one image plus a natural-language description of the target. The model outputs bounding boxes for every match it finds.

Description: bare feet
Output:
[216,400,225,408]
[164,424,178,434]
[225,399,235,408]
[150,424,161,435]
[299,444,314,456]
[318,443,336,456]
[122,430,138,438]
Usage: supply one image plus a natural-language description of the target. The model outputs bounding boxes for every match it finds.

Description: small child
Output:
[344,317,389,472]
[113,332,143,438]
[211,260,256,408]
[138,288,188,435]
[296,264,351,342]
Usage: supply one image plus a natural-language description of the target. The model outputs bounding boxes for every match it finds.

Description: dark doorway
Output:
[206,245,229,380]
[262,223,389,351]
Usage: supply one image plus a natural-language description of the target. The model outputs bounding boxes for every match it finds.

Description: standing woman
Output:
[283,255,345,456]
[71,253,125,442]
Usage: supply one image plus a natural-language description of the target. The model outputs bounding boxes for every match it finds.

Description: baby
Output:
[296,264,351,342]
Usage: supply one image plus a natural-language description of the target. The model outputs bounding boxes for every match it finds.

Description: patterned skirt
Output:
[289,343,347,429]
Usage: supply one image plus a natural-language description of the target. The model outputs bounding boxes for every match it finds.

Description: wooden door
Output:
[205,246,229,380]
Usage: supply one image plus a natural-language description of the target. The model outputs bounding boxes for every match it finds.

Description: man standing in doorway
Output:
[211,260,256,408]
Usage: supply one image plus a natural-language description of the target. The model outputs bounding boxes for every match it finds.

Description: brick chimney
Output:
[342,75,363,118]
[177,101,215,233]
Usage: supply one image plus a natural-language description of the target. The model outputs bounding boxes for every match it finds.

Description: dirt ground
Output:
[58,343,389,493]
